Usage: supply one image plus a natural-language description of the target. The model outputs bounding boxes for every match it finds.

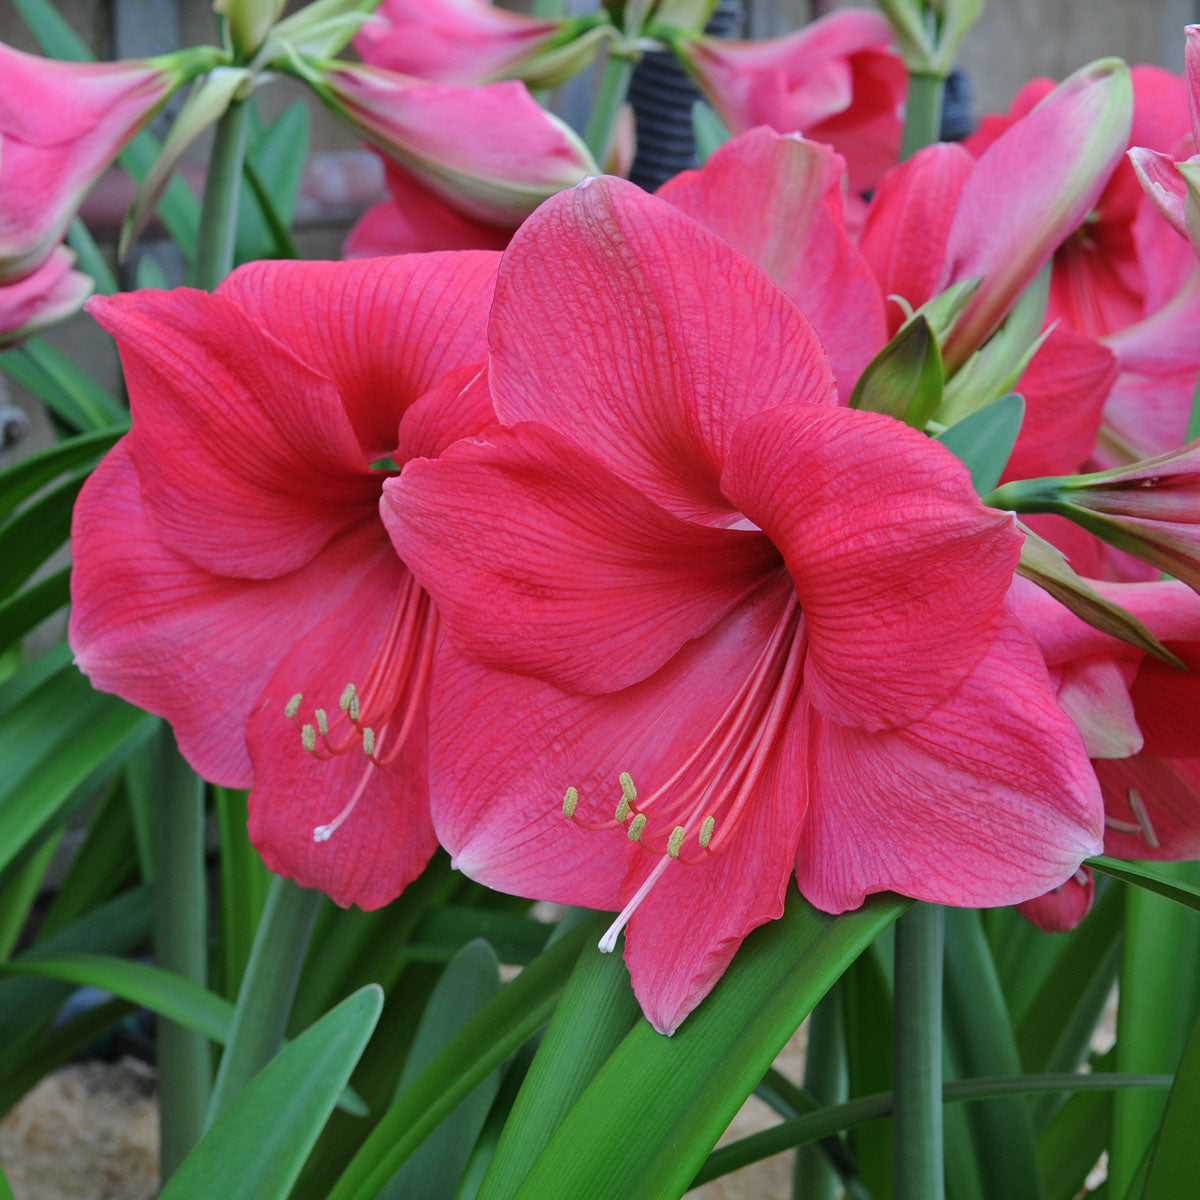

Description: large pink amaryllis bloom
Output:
[671,9,906,192]
[69,254,499,908]
[384,179,1103,1034]
[0,42,210,283]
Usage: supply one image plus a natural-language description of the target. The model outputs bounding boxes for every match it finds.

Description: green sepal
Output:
[692,101,731,164]
[934,392,1025,494]
[849,315,943,428]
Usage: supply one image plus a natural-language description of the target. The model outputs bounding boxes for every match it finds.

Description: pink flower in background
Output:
[355,0,610,88]
[0,43,202,283]
[384,179,1102,1033]
[672,9,907,191]
[0,247,92,345]
[315,64,598,229]
[70,254,499,908]
[1009,576,1200,930]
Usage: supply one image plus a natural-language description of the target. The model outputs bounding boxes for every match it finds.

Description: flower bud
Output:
[214,0,287,58]
[0,247,92,346]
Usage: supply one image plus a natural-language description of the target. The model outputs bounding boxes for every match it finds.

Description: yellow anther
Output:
[628,814,647,842]
[698,816,715,849]
[315,708,328,736]
[285,693,303,720]
[339,683,357,712]
[619,771,637,802]
[301,724,317,753]
[362,727,376,756]
[562,787,579,818]
[349,694,361,722]
[615,796,631,823]
[667,826,686,858]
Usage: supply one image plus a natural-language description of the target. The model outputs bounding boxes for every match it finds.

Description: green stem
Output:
[1188,365,1200,443]
[900,71,945,160]
[194,99,250,290]
[205,874,322,1126]
[893,902,945,1200]
[793,985,848,1199]
[153,731,211,1181]
[584,51,635,165]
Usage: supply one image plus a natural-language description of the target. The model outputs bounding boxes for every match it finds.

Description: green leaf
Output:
[1036,1076,1113,1200]
[214,787,273,999]
[1139,1009,1200,1197]
[0,1157,13,1200]
[327,917,603,1200]
[476,917,641,1200]
[0,953,233,1042]
[409,906,552,966]
[159,986,383,1200]
[0,568,71,655]
[0,660,157,879]
[0,832,62,959]
[935,392,1026,495]
[15,339,126,430]
[236,101,309,262]
[849,316,944,428]
[692,100,731,163]
[508,895,907,1200]
[0,470,84,602]
[1089,857,1200,913]
[381,940,503,1200]
[66,219,117,296]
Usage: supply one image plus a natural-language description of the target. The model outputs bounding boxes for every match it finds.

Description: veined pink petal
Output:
[1001,327,1117,483]
[0,246,91,344]
[392,362,493,464]
[69,445,394,787]
[1053,656,1142,759]
[859,143,973,334]
[1018,872,1095,932]
[721,404,1021,730]
[796,616,1103,912]
[487,176,837,523]
[658,129,886,400]
[217,252,499,460]
[244,553,438,910]
[88,289,380,578]
[343,160,512,258]
[1096,750,1200,861]
[384,421,779,694]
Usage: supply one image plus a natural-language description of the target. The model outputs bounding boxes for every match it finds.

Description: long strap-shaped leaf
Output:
[509,893,907,1200]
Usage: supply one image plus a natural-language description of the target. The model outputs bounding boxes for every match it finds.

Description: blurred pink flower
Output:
[0,247,92,345]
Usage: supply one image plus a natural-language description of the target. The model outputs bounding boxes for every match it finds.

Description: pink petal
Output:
[1097,752,1200,861]
[343,158,513,257]
[243,555,438,910]
[658,128,886,401]
[721,404,1021,730]
[0,246,92,344]
[69,444,393,786]
[1128,147,1190,241]
[1189,26,1200,143]
[392,362,493,464]
[217,253,499,461]
[1054,656,1142,759]
[384,421,779,694]
[88,289,379,579]
[795,616,1103,912]
[1018,871,1095,932]
[488,176,836,523]
[859,143,973,335]
[1001,326,1117,483]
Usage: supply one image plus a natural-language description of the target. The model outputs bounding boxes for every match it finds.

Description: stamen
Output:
[615,796,631,823]
[619,772,637,802]
[562,786,578,818]
[349,694,361,722]
[285,693,303,720]
[313,754,375,843]
[339,683,356,712]
[315,708,328,736]
[598,856,672,953]
[628,813,647,842]
[1128,789,1160,849]
[699,816,715,849]
[667,826,685,858]
[301,724,317,753]
[362,727,376,757]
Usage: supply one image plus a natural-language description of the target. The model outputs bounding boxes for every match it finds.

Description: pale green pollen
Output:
[562,786,579,818]
[615,796,631,823]
[667,826,686,858]
[349,694,361,722]
[315,708,328,736]
[619,771,637,802]
[698,816,715,849]
[627,813,647,842]
[285,693,303,720]
[301,724,317,753]
[339,683,357,712]
[362,727,376,756]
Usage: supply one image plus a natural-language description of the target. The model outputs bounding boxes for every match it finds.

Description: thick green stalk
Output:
[900,71,945,160]
[584,51,635,165]
[793,986,847,1199]
[205,875,323,1126]
[893,903,945,1200]
[194,99,250,290]
[153,732,211,1181]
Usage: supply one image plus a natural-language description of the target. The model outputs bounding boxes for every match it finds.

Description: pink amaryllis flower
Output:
[355,0,611,88]
[384,178,1102,1034]
[69,253,499,908]
[0,246,92,345]
[669,8,907,191]
[0,42,214,283]
[1008,575,1200,930]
